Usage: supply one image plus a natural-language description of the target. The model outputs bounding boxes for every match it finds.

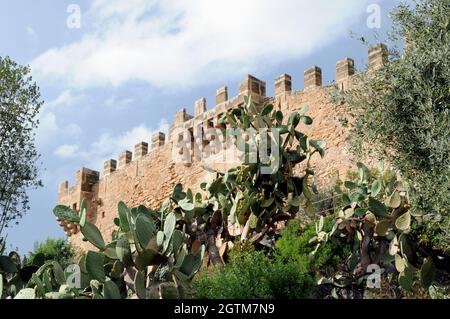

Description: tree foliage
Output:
[28,238,75,269]
[333,0,449,251]
[0,56,42,238]
[193,245,315,299]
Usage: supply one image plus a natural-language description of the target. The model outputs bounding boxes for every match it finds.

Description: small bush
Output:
[192,218,349,299]
[28,238,75,268]
[192,245,314,299]
[193,247,273,299]
[268,260,315,299]
[275,218,350,274]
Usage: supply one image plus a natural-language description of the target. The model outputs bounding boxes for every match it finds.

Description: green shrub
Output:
[28,238,75,269]
[267,260,315,299]
[193,247,273,299]
[193,217,349,299]
[275,218,350,274]
[192,245,314,299]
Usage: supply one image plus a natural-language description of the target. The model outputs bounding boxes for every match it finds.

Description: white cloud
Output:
[104,95,134,109]
[92,125,154,157]
[44,90,84,110]
[45,90,72,108]
[53,118,169,169]
[37,109,82,146]
[54,144,80,158]
[32,0,372,89]
[91,118,169,157]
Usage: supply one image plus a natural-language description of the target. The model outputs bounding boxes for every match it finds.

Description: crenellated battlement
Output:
[57,44,388,248]
[59,44,388,198]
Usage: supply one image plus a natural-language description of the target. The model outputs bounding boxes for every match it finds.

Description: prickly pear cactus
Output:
[50,197,205,299]
[311,162,438,292]
[12,99,325,299]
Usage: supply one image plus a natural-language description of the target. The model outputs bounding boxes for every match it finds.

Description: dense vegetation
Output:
[193,218,349,299]
[0,0,448,300]
[1,94,324,298]
[0,237,74,298]
[28,238,75,269]
[333,0,449,253]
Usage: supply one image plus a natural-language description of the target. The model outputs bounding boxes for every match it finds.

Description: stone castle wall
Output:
[57,44,388,251]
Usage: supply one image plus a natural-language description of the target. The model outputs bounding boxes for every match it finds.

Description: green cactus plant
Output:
[178,98,325,262]
[0,189,207,300]
[45,198,205,299]
[2,98,324,299]
[312,163,440,292]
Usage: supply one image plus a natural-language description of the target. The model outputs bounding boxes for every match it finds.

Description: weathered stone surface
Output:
[104,159,117,176]
[304,66,322,90]
[216,86,228,105]
[195,98,207,117]
[368,44,388,70]
[118,151,132,168]
[275,74,292,96]
[238,75,266,103]
[151,132,166,150]
[135,142,149,159]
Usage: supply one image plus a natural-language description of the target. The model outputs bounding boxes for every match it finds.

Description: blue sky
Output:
[0,0,403,254]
